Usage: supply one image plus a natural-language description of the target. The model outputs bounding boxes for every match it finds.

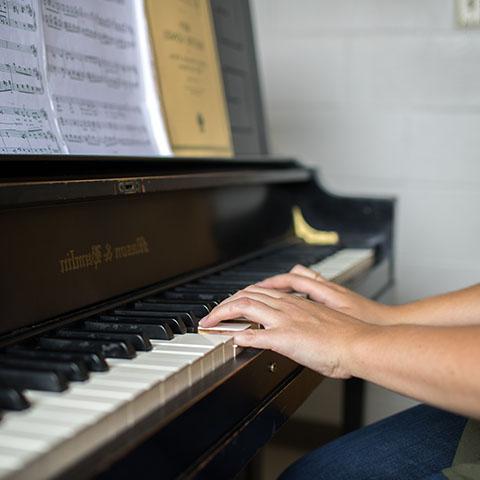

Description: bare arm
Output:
[200,287,480,419]
[391,284,480,326]
[257,265,480,327]
[349,323,480,419]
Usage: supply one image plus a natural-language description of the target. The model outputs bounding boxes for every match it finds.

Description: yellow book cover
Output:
[145,0,233,157]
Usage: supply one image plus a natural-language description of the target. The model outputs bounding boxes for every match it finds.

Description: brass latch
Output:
[292,206,339,246]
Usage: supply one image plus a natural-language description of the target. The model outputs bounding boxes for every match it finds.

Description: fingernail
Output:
[199,316,208,327]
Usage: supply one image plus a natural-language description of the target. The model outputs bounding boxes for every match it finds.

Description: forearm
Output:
[389,284,480,326]
[349,324,480,419]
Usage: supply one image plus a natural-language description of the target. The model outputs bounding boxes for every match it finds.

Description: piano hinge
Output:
[292,206,340,246]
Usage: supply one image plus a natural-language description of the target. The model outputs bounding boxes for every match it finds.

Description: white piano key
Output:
[0,433,50,453]
[0,466,17,478]
[198,321,251,332]
[309,248,374,284]
[152,333,231,366]
[107,365,186,399]
[148,354,203,384]
[92,372,161,392]
[26,391,122,413]
[93,373,165,423]
[0,417,78,438]
[150,343,215,372]
[68,385,137,401]
[0,447,36,471]
[17,404,100,426]
[113,353,201,387]
[193,334,236,362]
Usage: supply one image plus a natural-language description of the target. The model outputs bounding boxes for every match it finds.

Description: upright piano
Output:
[0,1,395,479]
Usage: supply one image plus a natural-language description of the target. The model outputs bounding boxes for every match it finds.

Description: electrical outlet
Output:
[457,0,480,27]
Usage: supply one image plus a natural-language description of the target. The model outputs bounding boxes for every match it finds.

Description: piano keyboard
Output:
[0,245,373,480]
[310,248,374,283]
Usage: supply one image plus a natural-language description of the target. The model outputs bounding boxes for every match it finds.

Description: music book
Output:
[145,0,233,157]
[0,0,171,156]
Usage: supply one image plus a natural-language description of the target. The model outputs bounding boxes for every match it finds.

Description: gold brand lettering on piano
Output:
[59,236,150,274]
[114,236,150,260]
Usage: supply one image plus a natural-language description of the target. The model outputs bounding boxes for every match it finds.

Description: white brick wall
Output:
[251,0,480,424]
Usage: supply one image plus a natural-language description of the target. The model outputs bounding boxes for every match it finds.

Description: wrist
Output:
[343,321,385,378]
[375,304,408,326]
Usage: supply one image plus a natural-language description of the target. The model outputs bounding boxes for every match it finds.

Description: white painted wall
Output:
[251,0,480,424]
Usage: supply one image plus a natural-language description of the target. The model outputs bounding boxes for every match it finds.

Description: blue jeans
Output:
[279,404,467,480]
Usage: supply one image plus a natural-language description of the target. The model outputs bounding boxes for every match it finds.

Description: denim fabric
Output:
[280,404,467,480]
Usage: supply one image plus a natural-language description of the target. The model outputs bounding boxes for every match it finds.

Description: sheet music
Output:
[0,0,64,153]
[42,0,171,155]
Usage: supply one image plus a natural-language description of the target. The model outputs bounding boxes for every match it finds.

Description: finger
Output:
[211,291,284,313]
[290,264,318,279]
[199,297,281,328]
[243,285,287,299]
[256,273,333,301]
[232,328,276,350]
[220,285,283,306]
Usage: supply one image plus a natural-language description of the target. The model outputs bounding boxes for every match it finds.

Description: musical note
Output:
[0,0,36,32]
[0,61,43,94]
[0,122,61,153]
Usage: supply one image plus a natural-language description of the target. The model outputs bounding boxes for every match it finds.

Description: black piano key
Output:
[84,320,174,340]
[161,291,228,303]
[176,285,236,295]
[144,298,216,311]
[113,309,197,332]
[0,356,88,382]
[99,315,182,336]
[0,366,68,392]
[6,347,109,372]
[228,266,288,274]
[0,387,30,411]
[135,300,211,317]
[38,337,136,359]
[198,278,251,287]
[217,271,274,280]
[55,329,152,352]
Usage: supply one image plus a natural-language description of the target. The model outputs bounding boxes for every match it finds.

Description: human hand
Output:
[255,264,393,325]
[199,286,375,379]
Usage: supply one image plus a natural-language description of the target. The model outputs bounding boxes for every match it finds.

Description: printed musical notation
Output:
[0,104,47,119]
[0,37,36,55]
[43,0,169,155]
[0,105,61,153]
[0,62,42,94]
[0,0,65,153]
[0,38,43,95]
[0,0,36,32]
[0,0,171,156]
[43,0,134,51]
[53,95,153,153]
[47,46,139,90]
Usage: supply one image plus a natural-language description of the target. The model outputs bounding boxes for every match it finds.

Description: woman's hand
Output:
[255,264,394,325]
[199,286,376,379]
